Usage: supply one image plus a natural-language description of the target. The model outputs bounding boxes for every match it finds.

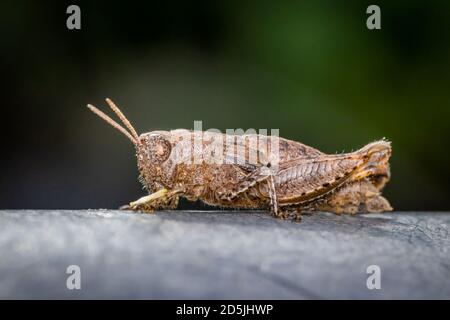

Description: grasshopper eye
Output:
[146,135,172,164]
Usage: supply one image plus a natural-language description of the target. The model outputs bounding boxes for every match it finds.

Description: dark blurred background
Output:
[0,1,449,210]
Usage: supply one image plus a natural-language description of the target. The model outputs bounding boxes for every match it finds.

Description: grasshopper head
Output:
[137,132,172,165]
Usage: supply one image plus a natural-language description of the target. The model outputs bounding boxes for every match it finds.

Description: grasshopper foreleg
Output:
[123,188,181,212]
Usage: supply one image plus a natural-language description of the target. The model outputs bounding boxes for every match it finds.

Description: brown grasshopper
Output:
[87,98,392,221]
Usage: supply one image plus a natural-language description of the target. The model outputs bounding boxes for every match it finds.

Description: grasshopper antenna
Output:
[105,98,139,142]
[87,103,138,145]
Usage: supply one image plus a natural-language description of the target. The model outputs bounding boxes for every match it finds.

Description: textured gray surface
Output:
[0,210,448,299]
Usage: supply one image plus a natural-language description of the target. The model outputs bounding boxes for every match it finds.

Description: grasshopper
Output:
[88,98,392,221]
